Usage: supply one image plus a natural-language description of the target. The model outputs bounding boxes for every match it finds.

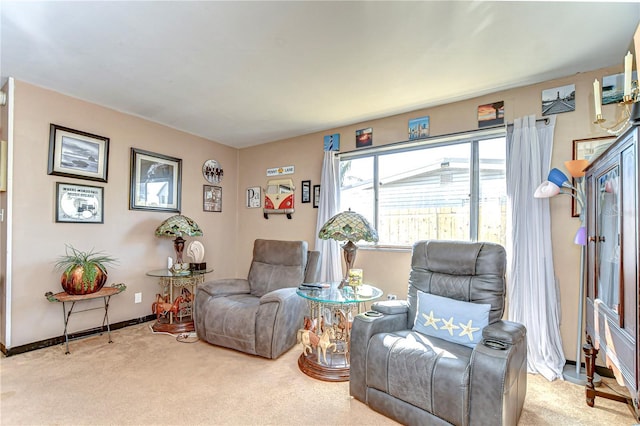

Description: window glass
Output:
[338,132,506,247]
[378,143,470,245]
[340,156,375,225]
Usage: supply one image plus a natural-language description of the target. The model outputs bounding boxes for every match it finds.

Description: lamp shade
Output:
[548,168,570,188]
[534,181,561,198]
[564,160,589,178]
[318,210,378,243]
[574,226,587,246]
[155,214,203,238]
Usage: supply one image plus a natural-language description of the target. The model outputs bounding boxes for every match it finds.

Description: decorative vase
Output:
[60,265,107,295]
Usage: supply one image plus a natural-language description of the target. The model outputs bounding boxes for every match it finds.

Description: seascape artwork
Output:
[60,136,100,173]
[602,71,638,105]
[477,101,504,128]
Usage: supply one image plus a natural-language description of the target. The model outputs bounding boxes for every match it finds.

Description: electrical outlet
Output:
[134,292,142,304]
[387,294,397,300]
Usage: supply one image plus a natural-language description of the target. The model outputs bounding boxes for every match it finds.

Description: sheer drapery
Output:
[314,150,343,282]
[506,114,565,381]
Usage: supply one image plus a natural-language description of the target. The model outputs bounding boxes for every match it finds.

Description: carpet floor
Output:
[0,322,637,425]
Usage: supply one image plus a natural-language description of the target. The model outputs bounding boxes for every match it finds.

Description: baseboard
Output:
[565,359,615,379]
[0,315,156,357]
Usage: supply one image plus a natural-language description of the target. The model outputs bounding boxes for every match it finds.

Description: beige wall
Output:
[237,64,624,361]
[2,63,626,361]
[3,81,238,348]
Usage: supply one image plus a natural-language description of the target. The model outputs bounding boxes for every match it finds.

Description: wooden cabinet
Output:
[583,125,639,420]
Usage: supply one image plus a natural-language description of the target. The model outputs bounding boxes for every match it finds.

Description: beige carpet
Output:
[0,322,637,425]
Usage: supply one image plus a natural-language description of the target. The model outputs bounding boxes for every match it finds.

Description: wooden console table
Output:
[45,283,126,354]
[296,282,382,381]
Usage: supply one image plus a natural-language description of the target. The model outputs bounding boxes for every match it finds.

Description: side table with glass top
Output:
[146,268,213,333]
[296,282,383,381]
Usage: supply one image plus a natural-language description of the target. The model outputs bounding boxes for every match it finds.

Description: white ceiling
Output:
[1,1,639,148]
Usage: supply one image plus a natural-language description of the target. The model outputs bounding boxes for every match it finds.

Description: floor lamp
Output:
[534,161,599,385]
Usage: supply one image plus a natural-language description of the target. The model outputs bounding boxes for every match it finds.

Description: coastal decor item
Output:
[55,182,104,223]
[155,214,203,264]
[202,159,223,184]
[541,84,575,115]
[478,101,504,127]
[130,148,181,212]
[408,116,430,140]
[355,127,373,148]
[48,124,110,182]
[318,209,378,288]
[324,133,340,151]
[55,245,118,295]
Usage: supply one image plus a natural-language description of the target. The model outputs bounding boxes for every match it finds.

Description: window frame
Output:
[338,127,506,248]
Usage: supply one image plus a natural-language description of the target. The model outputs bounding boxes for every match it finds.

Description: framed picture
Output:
[478,101,504,128]
[313,184,320,208]
[541,84,575,115]
[323,133,340,151]
[356,128,373,148]
[204,185,222,212]
[246,186,261,208]
[571,136,616,217]
[130,148,181,212]
[602,71,638,104]
[301,180,311,203]
[48,124,109,182]
[408,116,430,140]
[55,182,104,223]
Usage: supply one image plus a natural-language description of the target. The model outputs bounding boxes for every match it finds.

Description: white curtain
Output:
[314,150,343,282]
[506,114,565,381]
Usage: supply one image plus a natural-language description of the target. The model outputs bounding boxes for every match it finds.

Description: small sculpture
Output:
[187,241,205,264]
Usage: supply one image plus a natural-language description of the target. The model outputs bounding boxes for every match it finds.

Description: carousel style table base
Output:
[298,352,350,382]
[296,283,383,382]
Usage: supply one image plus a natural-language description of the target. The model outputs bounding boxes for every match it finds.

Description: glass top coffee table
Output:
[296,282,383,381]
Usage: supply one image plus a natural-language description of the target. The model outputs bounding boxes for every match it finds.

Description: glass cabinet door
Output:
[595,165,620,314]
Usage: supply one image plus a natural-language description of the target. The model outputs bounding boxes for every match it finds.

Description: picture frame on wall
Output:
[301,180,311,203]
[571,135,616,217]
[129,148,181,212]
[55,182,104,223]
[408,116,430,140]
[356,128,373,148]
[48,124,110,182]
[313,184,320,208]
[204,184,222,212]
[477,101,504,128]
[246,186,261,208]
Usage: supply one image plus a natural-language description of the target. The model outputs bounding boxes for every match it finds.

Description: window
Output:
[339,129,506,247]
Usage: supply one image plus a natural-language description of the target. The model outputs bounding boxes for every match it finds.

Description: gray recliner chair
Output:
[350,240,527,426]
[195,239,320,359]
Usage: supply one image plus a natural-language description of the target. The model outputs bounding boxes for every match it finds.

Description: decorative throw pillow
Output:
[413,290,490,348]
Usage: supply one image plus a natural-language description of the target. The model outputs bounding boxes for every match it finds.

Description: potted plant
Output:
[55,245,118,295]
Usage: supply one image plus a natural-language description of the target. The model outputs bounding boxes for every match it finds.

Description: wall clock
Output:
[202,159,223,184]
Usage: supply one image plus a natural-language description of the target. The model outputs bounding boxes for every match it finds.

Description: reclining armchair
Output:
[194,239,320,359]
[350,240,527,426]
